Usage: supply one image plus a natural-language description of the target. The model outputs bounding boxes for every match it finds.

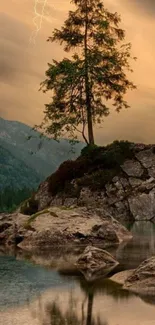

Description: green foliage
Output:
[0,187,34,213]
[0,117,84,186]
[81,140,133,168]
[38,0,136,144]
[81,144,99,157]
[24,209,50,228]
[20,195,38,216]
[0,144,41,191]
[76,169,118,190]
[98,140,134,168]
[48,140,133,195]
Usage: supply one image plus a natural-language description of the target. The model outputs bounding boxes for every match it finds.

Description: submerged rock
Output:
[76,246,119,281]
[110,270,135,285]
[124,257,155,294]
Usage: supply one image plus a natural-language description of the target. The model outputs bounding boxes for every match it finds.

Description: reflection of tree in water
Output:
[41,272,135,325]
[43,290,108,325]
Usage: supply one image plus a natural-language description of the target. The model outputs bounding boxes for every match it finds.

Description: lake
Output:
[1,221,155,325]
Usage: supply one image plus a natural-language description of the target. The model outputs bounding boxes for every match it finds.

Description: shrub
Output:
[48,159,87,195]
[48,140,134,195]
[20,195,38,215]
[77,169,118,191]
[81,144,100,157]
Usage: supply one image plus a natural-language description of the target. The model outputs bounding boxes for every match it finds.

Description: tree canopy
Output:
[39,0,136,144]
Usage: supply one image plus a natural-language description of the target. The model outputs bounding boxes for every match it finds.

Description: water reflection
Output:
[44,296,108,325]
[1,221,155,324]
[35,276,134,325]
[29,276,154,325]
[116,221,155,269]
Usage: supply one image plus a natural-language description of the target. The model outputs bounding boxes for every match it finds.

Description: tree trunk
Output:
[84,0,95,145]
[87,101,94,145]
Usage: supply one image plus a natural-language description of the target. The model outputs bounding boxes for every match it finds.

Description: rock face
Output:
[121,160,144,177]
[76,246,119,281]
[0,207,132,250]
[128,192,155,221]
[124,257,155,294]
[32,144,155,223]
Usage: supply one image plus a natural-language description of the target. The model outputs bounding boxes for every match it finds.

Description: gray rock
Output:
[76,246,119,281]
[121,160,144,177]
[129,177,143,188]
[148,167,155,179]
[91,218,132,245]
[124,257,155,294]
[128,192,155,221]
[136,149,155,169]
[119,177,130,188]
[35,180,52,210]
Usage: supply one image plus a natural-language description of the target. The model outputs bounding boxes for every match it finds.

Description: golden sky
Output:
[1,0,155,144]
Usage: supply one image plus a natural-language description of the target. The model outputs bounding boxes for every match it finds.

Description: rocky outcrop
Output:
[124,257,155,294]
[110,270,134,285]
[76,245,119,281]
[32,144,155,223]
[111,257,155,296]
[0,213,28,246]
[19,207,132,250]
[0,207,132,250]
[128,191,155,221]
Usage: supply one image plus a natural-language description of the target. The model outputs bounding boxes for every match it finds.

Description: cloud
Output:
[1,0,155,145]
[0,13,31,84]
[121,0,155,16]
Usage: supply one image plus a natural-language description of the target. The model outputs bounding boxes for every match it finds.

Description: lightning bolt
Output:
[30,0,48,45]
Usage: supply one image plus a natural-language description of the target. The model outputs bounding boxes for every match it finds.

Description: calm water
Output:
[1,221,155,325]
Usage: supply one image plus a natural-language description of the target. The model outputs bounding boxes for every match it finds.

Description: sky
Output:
[0,0,155,145]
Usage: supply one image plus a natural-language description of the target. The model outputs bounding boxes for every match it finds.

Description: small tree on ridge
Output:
[39,0,136,145]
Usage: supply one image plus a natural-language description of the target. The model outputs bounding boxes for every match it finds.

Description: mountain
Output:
[0,145,41,190]
[0,117,84,190]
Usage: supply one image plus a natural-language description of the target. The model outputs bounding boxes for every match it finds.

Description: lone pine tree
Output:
[40,0,136,145]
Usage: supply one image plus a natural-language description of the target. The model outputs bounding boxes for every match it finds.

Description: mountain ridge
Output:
[0,117,84,190]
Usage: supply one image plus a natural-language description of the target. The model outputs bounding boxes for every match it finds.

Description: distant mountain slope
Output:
[0,144,41,190]
[0,117,84,187]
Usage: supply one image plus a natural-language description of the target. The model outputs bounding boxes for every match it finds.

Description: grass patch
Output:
[24,208,50,229]
[76,169,119,191]
[24,208,59,229]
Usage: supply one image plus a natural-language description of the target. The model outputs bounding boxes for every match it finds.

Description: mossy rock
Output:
[24,208,59,229]
[20,196,38,216]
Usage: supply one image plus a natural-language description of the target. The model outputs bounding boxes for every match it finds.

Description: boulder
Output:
[17,207,132,250]
[0,213,29,246]
[124,257,155,294]
[136,149,155,169]
[121,159,144,177]
[91,217,132,244]
[128,192,155,221]
[129,177,143,188]
[110,270,135,285]
[76,246,119,281]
